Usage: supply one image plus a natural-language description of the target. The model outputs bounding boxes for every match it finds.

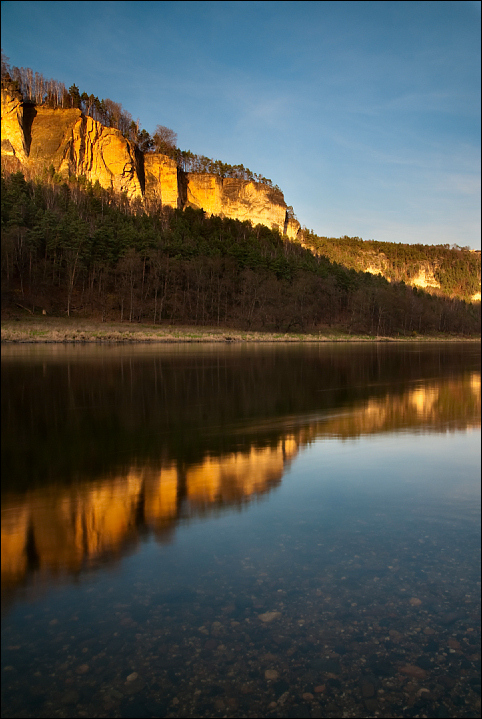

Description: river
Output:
[1,342,480,718]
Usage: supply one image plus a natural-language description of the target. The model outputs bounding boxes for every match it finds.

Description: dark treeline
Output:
[1,53,281,190]
[301,232,481,301]
[2,171,480,336]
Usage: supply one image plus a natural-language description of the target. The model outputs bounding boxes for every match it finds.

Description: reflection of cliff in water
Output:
[2,372,480,601]
[2,343,480,492]
[1,344,480,601]
[1,439,299,602]
[299,373,481,440]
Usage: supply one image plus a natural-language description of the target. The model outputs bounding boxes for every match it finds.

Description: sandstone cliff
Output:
[1,86,300,237]
[297,235,482,300]
[1,85,27,162]
[144,152,180,208]
[185,174,299,237]
[1,89,144,201]
[60,114,143,200]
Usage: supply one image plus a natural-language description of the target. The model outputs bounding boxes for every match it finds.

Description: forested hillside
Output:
[1,171,480,336]
[300,233,481,302]
[1,54,480,336]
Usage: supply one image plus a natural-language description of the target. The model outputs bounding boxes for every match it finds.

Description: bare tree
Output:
[34,71,45,104]
[1,48,10,78]
[103,98,122,128]
[152,125,177,155]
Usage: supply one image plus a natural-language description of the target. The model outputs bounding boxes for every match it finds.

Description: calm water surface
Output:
[1,343,480,718]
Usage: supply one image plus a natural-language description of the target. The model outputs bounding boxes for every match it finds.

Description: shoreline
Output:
[1,319,479,344]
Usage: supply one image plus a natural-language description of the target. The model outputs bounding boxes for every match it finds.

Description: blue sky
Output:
[2,1,481,248]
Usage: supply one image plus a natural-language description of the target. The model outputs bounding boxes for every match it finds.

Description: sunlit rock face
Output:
[144,153,180,208]
[185,175,291,234]
[1,86,299,234]
[1,87,27,162]
[185,173,224,216]
[339,252,441,292]
[410,266,441,291]
[1,88,143,200]
[65,115,142,200]
[25,106,82,168]
[285,216,302,240]
[220,177,287,233]
[30,110,143,200]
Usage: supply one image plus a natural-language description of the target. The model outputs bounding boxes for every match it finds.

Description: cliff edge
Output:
[1,86,301,239]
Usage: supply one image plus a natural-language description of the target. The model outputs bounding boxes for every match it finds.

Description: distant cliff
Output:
[298,232,481,302]
[1,85,301,239]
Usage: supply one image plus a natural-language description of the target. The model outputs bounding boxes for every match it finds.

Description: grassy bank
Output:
[1,317,479,344]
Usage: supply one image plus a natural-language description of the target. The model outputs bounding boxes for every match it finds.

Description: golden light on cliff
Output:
[1,85,297,235]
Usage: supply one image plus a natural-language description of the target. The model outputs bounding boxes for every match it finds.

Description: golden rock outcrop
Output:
[25,106,82,168]
[362,255,441,291]
[1,85,300,236]
[144,153,180,208]
[285,216,302,241]
[30,109,143,200]
[66,115,142,200]
[186,175,288,235]
[1,86,27,162]
[1,87,143,199]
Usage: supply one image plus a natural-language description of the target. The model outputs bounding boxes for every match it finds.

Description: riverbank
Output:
[1,318,479,343]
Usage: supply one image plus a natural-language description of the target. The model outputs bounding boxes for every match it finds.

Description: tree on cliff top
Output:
[152,125,177,155]
[68,85,81,109]
[1,49,10,78]
[137,129,154,153]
